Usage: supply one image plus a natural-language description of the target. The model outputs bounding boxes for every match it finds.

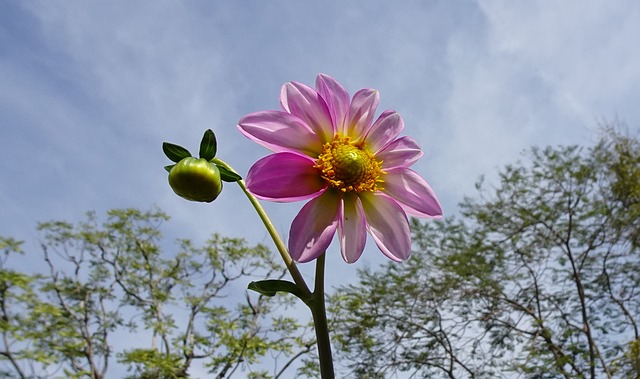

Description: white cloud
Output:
[479,1,640,125]
[418,1,640,212]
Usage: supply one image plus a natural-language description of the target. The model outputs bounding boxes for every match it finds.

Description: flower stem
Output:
[235,179,311,296]
[212,158,310,295]
[216,158,333,376]
[311,253,334,378]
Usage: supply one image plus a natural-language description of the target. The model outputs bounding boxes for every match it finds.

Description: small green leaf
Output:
[164,164,175,173]
[199,129,217,161]
[248,280,308,301]
[163,143,192,163]
[218,165,242,182]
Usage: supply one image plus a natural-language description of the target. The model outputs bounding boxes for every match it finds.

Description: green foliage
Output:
[0,208,313,378]
[163,129,241,184]
[199,129,217,162]
[163,142,192,163]
[330,223,491,378]
[619,339,640,378]
[216,164,243,183]
[122,349,187,379]
[331,127,640,379]
[248,279,311,303]
[0,237,50,378]
[593,126,640,248]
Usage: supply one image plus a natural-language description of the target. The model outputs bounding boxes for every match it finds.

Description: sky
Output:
[2,1,640,377]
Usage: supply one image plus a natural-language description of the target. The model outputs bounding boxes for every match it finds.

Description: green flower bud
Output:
[168,157,223,202]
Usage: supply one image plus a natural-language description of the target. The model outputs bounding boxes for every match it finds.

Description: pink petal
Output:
[238,111,323,156]
[364,110,404,152]
[376,136,424,169]
[316,74,350,135]
[338,193,367,263]
[346,88,379,140]
[383,168,443,218]
[246,152,327,202]
[359,192,412,262]
[289,190,340,263]
[280,81,334,144]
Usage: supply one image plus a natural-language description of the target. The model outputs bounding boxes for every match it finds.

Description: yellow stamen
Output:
[314,135,385,192]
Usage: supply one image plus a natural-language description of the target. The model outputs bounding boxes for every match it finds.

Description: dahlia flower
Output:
[238,74,442,263]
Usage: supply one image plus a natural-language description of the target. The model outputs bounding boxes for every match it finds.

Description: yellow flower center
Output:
[314,135,384,192]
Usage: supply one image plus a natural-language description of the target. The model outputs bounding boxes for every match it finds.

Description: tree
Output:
[330,128,640,378]
[0,208,314,378]
[330,221,493,379]
[0,237,48,379]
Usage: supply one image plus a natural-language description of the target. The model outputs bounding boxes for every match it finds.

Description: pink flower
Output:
[238,74,442,263]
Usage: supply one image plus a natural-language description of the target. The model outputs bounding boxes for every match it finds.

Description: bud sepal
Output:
[162,129,240,202]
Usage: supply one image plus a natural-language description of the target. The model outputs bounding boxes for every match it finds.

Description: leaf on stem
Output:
[163,143,192,163]
[248,280,309,302]
[218,165,242,182]
[199,129,218,161]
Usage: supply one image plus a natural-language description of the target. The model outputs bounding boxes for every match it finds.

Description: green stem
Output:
[236,179,311,296]
[216,158,333,376]
[213,158,311,296]
[311,253,334,378]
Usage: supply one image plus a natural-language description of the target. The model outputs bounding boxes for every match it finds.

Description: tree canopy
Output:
[0,209,314,379]
[331,128,640,378]
[1,128,638,378]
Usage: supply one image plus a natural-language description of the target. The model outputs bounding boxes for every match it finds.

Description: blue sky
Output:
[2,1,640,376]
